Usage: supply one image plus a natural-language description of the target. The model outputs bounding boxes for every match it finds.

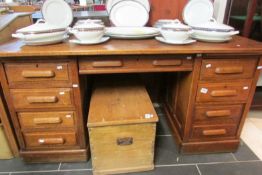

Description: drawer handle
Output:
[92,61,123,68]
[22,70,55,78]
[27,96,58,103]
[211,90,237,97]
[117,137,133,146]
[33,117,62,125]
[202,129,227,136]
[38,138,65,145]
[206,110,231,118]
[153,59,182,66]
[215,67,244,74]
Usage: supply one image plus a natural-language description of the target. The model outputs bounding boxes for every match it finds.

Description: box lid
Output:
[87,82,159,127]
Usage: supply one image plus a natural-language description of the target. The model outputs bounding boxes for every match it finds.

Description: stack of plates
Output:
[183,0,238,42]
[105,27,159,39]
[107,0,150,27]
[12,0,73,45]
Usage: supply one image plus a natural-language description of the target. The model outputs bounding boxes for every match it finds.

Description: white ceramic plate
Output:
[183,0,214,26]
[24,35,69,46]
[106,27,159,36]
[191,34,232,42]
[109,0,149,27]
[69,37,110,45]
[155,37,196,45]
[108,33,159,39]
[106,0,150,12]
[42,0,73,27]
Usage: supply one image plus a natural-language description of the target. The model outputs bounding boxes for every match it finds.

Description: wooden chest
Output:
[88,82,159,175]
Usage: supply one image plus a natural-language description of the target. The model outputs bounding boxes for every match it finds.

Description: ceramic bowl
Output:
[160,19,193,41]
[191,18,239,39]
[69,22,105,42]
[74,19,104,27]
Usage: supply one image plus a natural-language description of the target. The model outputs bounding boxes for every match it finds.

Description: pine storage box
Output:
[88,82,159,175]
[0,121,13,159]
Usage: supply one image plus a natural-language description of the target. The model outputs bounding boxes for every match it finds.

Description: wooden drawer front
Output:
[18,111,75,130]
[5,63,70,85]
[79,56,137,74]
[139,55,193,71]
[200,58,257,80]
[196,81,252,103]
[24,132,77,149]
[190,125,238,140]
[10,88,74,110]
[194,105,243,125]
[89,123,156,144]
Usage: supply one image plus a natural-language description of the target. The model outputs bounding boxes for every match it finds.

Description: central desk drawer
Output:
[200,58,258,80]
[18,111,75,130]
[196,81,252,103]
[79,55,193,74]
[10,88,74,110]
[23,131,77,149]
[5,63,70,86]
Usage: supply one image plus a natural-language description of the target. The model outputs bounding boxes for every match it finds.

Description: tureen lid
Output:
[191,18,234,32]
[16,19,66,34]
[161,19,191,31]
[73,22,104,30]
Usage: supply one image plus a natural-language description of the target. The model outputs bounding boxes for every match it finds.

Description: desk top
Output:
[0,36,262,58]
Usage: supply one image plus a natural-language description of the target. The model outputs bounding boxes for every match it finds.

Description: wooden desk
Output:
[0,36,261,162]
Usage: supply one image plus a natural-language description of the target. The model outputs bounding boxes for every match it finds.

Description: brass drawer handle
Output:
[215,67,244,74]
[153,59,182,66]
[38,138,65,145]
[92,60,123,68]
[211,90,237,97]
[27,96,58,103]
[22,70,55,78]
[33,117,62,125]
[202,129,227,136]
[117,137,133,146]
[206,110,231,118]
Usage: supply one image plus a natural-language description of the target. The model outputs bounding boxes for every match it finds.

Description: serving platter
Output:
[183,0,214,26]
[69,37,110,45]
[106,0,150,12]
[191,34,232,42]
[42,0,73,27]
[109,0,149,27]
[24,35,69,46]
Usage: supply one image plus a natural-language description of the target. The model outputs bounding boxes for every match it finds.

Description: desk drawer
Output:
[194,105,243,125]
[200,58,257,80]
[5,63,70,86]
[196,81,252,103]
[18,111,75,130]
[190,125,238,141]
[79,55,193,74]
[79,56,137,74]
[23,131,77,149]
[10,88,74,110]
[139,55,193,71]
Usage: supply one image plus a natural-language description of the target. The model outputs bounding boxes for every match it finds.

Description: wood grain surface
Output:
[0,36,262,58]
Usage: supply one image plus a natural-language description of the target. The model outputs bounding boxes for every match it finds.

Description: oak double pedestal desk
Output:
[0,36,261,162]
